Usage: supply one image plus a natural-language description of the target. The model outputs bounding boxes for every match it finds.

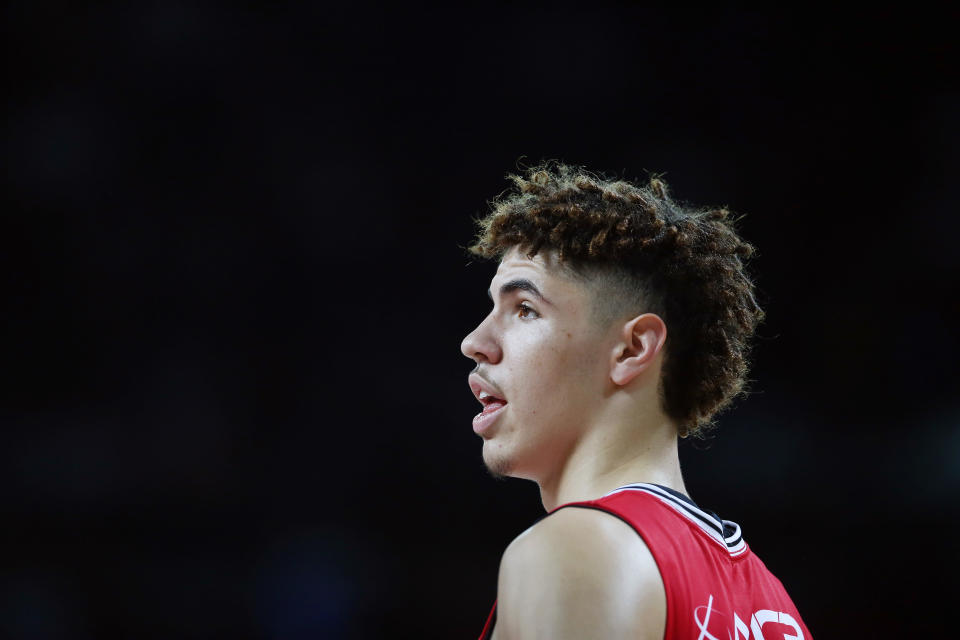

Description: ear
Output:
[610,313,667,387]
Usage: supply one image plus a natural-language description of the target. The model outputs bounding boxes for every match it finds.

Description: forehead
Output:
[495,246,555,277]
[491,248,583,301]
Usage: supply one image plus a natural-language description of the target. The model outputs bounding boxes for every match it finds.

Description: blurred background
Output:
[3,3,958,638]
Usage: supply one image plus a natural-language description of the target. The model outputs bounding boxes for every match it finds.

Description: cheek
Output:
[508,332,597,414]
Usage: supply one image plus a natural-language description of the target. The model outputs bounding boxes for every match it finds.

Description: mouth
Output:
[468,374,508,435]
[468,374,507,404]
[472,397,507,435]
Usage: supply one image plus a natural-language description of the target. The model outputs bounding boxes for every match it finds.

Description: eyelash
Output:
[517,303,539,319]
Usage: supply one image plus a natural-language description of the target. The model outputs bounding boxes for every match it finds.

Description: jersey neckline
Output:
[601,482,747,557]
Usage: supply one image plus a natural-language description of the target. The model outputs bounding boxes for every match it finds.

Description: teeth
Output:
[479,391,491,400]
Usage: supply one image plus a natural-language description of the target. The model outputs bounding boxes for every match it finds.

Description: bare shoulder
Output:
[495,506,665,640]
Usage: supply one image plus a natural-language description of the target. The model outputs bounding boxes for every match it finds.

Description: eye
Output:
[517,303,539,319]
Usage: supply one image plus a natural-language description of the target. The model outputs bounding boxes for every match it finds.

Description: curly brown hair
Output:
[467,161,764,437]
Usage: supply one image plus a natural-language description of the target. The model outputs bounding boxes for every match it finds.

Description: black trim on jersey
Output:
[723,522,743,547]
[550,500,745,556]
[603,483,747,554]
[651,484,725,527]
[648,483,694,505]
[548,483,734,545]
[642,484,725,537]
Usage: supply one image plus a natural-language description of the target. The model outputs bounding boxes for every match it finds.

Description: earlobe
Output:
[610,314,667,387]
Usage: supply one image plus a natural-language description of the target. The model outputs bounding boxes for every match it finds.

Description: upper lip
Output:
[468,373,507,406]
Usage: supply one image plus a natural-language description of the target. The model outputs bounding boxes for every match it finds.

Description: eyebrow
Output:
[487,278,553,306]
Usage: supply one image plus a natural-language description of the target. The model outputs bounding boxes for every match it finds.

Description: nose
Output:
[461,315,502,364]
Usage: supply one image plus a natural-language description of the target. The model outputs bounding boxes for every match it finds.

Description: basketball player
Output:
[460,163,812,639]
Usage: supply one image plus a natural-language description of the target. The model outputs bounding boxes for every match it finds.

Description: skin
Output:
[460,246,686,639]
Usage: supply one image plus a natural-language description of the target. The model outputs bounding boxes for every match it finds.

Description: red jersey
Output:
[478,483,812,639]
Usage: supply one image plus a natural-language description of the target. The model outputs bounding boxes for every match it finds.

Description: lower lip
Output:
[473,403,507,435]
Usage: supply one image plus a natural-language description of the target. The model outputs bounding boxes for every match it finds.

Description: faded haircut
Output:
[467,161,764,437]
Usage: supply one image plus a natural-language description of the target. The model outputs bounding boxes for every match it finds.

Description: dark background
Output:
[3,3,958,638]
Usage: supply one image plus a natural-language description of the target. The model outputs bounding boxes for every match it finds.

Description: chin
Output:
[482,445,516,481]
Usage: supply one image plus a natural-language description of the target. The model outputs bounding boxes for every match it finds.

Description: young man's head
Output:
[460,162,763,481]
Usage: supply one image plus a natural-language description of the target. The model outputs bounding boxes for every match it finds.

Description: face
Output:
[460,247,617,482]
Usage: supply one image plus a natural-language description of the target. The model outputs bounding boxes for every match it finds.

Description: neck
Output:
[536,411,686,512]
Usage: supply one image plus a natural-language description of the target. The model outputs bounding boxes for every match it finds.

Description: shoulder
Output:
[504,504,647,566]
[495,505,665,640]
